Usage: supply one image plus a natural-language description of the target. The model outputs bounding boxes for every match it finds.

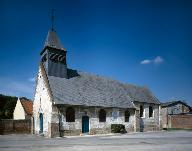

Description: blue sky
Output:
[0,0,192,105]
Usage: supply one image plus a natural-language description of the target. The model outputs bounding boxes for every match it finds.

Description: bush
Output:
[111,124,127,134]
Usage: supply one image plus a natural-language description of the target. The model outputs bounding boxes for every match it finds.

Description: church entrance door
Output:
[82,116,89,133]
[39,113,43,133]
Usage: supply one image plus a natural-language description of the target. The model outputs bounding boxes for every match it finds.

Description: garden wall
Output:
[0,119,33,134]
[168,113,192,129]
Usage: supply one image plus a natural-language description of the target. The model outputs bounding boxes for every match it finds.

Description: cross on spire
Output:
[51,9,55,31]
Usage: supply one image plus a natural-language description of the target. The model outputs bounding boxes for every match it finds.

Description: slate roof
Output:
[20,98,33,115]
[161,100,191,108]
[44,30,65,50]
[45,68,160,108]
[124,85,160,104]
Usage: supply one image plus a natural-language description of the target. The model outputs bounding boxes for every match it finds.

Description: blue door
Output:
[39,113,43,133]
[82,116,89,133]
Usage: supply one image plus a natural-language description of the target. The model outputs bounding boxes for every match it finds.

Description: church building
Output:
[33,27,161,137]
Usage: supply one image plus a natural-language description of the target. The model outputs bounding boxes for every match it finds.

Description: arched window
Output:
[125,110,130,122]
[140,105,144,117]
[99,109,106,122]
[149,106,153,118]
[66,107,75,122]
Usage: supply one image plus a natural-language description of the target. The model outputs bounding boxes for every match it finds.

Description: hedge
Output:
[111,124,127,134]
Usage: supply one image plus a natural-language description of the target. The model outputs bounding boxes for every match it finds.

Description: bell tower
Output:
[40,10,68,78]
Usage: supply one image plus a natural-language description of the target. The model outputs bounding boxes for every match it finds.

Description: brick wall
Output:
[0,119,32,135]
[168,114,192,129]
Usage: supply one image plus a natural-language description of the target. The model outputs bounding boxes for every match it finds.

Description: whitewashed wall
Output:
[33,66,53,136]
[13,98,25,120]
[59,106,135,133]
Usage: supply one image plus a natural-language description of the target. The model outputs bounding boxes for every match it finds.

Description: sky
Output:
[0,0,192,105]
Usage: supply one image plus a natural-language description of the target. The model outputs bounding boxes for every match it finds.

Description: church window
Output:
[149,106,153,118]
[66,107,75,122]
[125,110,130,122]
[140,105,144,117]
[99,109,106,122]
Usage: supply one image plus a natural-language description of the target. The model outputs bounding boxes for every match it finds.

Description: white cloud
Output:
[140,56,164,65]
[140,59,151,65]
[154,56,164,64]
[28,77,35,82]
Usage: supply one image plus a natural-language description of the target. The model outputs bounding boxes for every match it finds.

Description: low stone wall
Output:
[168,113,192,129]
[143,124,160,131]
[61,129,81,136]
[140,118,160,132]
[0,119,32,135]
[60,126,134,136]
[90,128,111,135]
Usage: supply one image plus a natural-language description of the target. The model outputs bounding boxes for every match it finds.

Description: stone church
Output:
[33,27,161,137]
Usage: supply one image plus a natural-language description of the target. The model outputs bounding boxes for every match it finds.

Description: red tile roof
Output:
[20,99,33,115]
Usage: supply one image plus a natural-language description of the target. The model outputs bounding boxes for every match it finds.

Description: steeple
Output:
[40,10,68,78]
[44,30,65,50]
[44,9,65,51]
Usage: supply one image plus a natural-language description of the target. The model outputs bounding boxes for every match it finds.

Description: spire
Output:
[51,9,55,31]
[41,10,68,79]
[44,30,65,50]
[44,9,65,50]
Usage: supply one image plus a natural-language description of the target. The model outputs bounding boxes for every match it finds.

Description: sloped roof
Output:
[20,98,33,115]
[161,100,191,108]
[45,68,160,108]
[125,85,160,104]
[44,30,65,50]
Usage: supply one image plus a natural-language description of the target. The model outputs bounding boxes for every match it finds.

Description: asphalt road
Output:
[0,131,192,151]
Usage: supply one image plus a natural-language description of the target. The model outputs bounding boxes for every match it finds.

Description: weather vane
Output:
[51,9,56,31]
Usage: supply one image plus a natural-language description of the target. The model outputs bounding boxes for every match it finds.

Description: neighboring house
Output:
[33,27,161,138]
[161,100,191,129]
[13,98,33,120]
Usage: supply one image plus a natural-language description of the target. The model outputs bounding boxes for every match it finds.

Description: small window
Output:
[66,107,75,122]
[149,106,153,118]
[140,105,144,117]
[125,110,130,122]
[99,109,106,122]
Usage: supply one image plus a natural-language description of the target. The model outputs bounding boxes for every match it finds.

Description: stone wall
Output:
[168,114,192,129]
[134,102,160,132]
[134,109,140,132]
[0,119,32,135]
[33,66,53,137]
[50,123,60,137]
[167,103,190,115]
[56,106,135,136]
[161,103,191,129]
[161,107,168,129]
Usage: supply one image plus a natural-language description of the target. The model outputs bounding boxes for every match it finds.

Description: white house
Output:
[13,98,33,120]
